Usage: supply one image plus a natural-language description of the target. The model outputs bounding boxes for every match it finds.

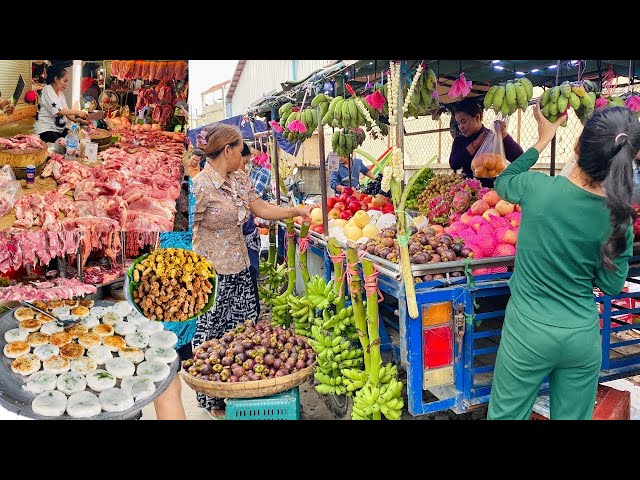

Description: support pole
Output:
[550,136,556,176]
[317,105,329,236]
[271,104,281,206]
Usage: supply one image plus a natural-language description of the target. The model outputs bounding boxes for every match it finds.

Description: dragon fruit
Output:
[427,195,452,225]
[452,190,472,213]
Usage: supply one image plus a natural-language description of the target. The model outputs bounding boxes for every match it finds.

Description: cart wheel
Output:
[324,393,349,419]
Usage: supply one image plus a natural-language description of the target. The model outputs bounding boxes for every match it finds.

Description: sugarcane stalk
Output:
[281,219,296,297]
[327,237,345,312]
[346,240,370,373]
[298,220,310,288]
[361,257,381,420]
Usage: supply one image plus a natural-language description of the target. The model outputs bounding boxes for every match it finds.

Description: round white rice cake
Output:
[112,301,133,318]
[32,390,67,417]
[43,355,70,374]
[101,312,123,326]
[105,357,135,379]
[80,314,100,329]
[86,369,117,392]
[56,371,87,395]
[87,345,113,365]
[125,332,149,349]
[4,341,30,359]
[25,371,58,394]
[4,328,28,343]
[126,314,150,326]
[40,322,64,335]
[70,357,98,375]
[89,306,110,319]
[148,331,178,349]
[136,321,164,335]
[11,353,41,376]
[145,346,178,364]
[51,307,71,317]
[120,376,156,401]
[33,344,60,361]
[99,387,134,412]
[136,361,170,383]
[114,321,136,336]
[66,391,101,418]
[118,347,145,364]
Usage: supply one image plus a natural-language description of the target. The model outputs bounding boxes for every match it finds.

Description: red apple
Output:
[339,193,349,203]
[361,195,372,204]
[343,187,354,196]
[381,204,395,214]
[351,191,362,200]
[312,225,324,234]
[327,197,337,209]
[348,201,361,214]
[334,202,346,212]
[359,201,369,211]
[340,210,353,220]
[368,205,381,211]
[328,208,341,219]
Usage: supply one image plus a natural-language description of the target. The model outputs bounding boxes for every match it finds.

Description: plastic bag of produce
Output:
[471,121,507,179]
[0,165,20,218]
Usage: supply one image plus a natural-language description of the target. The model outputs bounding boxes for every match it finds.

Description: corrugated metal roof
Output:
[226,60,245,102]
[201,80,230,96]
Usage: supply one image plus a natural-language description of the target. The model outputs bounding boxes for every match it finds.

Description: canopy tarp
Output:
[187,114,297,155]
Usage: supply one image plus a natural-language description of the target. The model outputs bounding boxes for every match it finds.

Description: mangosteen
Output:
[435,245,446,255]
[306,358,315,367]
[367,245,376,254]
[221,356,233,367]
[182,359,193,369]
[249,373,262,381]
[276,341,285,352]
[424,227,436,236]
[452,243,463,256]
[381,237,394,248]
[380,247,392,258]
[201,375,210,381]
[242,359,255,371]
[295,359,306,370]
[284,342,294,351]
[277,334,287,344]
[451,271,463,277]
[188,367,198,376]
[207,347,214,354]
[281,367,291,375]
[238,374,249,382]
[255,322,265,332]
[234,352,247,364]
[275,370,286,377]
[409,243,422,255]
[222,333,234,343]
[434,273,445,280]
[409,225,418,235]
[285,357,297,369]
[461,247,472,258]
[220,369,230,381]
[254,355,264,364]
[413,253,428,264]
[256,346,267,356]
[260,337,270,348]
[247,349,258,359]
[273,358,282,369]
[241,339,253,350]
[235,324,245,334]
[269,367,277,376]
[428,237,440,249]
[441,249,456,261]
[279,351,290,362]
[289,351,298,360]
[251,334,261,345]
[264,354,275,366]
[196,351,208,360]
[231,365,245,377]
[430,253,441,263]
[199,364,213,375]
[254,364,265,374]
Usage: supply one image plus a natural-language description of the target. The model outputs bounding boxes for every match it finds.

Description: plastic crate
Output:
[225,387,300,420]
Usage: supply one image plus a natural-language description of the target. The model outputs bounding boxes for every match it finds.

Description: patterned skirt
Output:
[192,267,258,410]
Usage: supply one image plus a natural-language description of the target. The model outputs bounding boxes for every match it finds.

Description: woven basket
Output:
[180,363,315,399]
[0,147,47,169]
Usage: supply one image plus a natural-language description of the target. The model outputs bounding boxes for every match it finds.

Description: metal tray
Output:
[0,300,179,420]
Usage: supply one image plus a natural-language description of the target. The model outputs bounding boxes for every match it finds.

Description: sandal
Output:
[201,407,226,420]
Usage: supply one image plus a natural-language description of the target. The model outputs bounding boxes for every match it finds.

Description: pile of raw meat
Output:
[82,265,126,285]
[0,165,20,217]
[0,230,82,274]
[0,277,97,301]
[0,134,45,151]
[111,60,187,82]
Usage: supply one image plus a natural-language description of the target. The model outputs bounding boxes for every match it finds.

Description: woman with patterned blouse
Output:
[190,123,313,417]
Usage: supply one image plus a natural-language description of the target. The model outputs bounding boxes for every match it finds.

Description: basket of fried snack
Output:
[125,248,218,323]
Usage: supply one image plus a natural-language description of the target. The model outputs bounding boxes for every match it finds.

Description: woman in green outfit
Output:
[487,103,640,420]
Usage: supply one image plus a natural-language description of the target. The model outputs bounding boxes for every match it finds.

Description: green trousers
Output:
[487,302,601,420]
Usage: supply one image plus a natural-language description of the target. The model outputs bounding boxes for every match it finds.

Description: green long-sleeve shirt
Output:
[494,147,633,328]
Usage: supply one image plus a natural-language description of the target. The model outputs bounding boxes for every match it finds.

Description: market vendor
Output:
[188,123,313,418]
[33,64,89,143]
[487,104,639,420]
[330,155,376,193]
[448,99,523,188]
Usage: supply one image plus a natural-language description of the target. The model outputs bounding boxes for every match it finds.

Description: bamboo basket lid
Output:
[0,147,47,169]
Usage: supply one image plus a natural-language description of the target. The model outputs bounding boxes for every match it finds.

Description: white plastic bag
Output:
[0,165,20,217]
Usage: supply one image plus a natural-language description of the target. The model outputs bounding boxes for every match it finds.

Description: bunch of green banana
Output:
[331,128,366,158]
[341,362,398,395]
[305,275,335,310]
[287,294,313,337]
[270,294,292,327]
[352,377,404,420]
[322,95,370,130]
[310,328,364,395]
[279,107,319,143]
[483,76,534,116]
[257,260,287,302]
[404,68,439,119]
[540,80,599,126]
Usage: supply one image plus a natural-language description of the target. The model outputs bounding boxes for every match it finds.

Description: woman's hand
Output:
[495,120,508,139]
[532,100,566,153]
[76,110,88,119]
[293,204,315,218]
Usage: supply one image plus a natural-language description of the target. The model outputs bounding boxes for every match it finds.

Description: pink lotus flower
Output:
[448,73,472,99]
[625,95,640,112]
[288,120,307,133]
[365,91,386,112]
[269,120,284,133]
[595,97,609,109]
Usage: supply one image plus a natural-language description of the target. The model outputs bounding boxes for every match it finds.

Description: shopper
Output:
[448,98,523,187]
[240,142,261,318]
[34,64,88,142]
[248,143,272,201]
[487,104,640,420]
[330,155,376,193]
[192,123,313,417]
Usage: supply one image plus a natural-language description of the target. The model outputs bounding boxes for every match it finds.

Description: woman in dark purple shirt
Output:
[448,99,524,187]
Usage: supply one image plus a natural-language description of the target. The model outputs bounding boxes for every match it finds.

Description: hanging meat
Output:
[141,62,150,81]
[111,60,120,79]
[155,62,168,81]
[165,62,176,81]
[133,61,144,80]
[174,61,187,82]
[148,62,158,82]
[136,88,159,111]
[159,104,174,125]
[152,104,162,123]
[127,61,137,80]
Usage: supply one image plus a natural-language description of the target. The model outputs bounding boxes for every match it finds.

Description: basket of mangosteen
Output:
[180,320,317,398]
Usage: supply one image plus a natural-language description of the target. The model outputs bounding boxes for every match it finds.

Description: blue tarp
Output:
[187,115,297,155]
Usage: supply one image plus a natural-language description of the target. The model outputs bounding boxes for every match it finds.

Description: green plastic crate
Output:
[225,387,300,420]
